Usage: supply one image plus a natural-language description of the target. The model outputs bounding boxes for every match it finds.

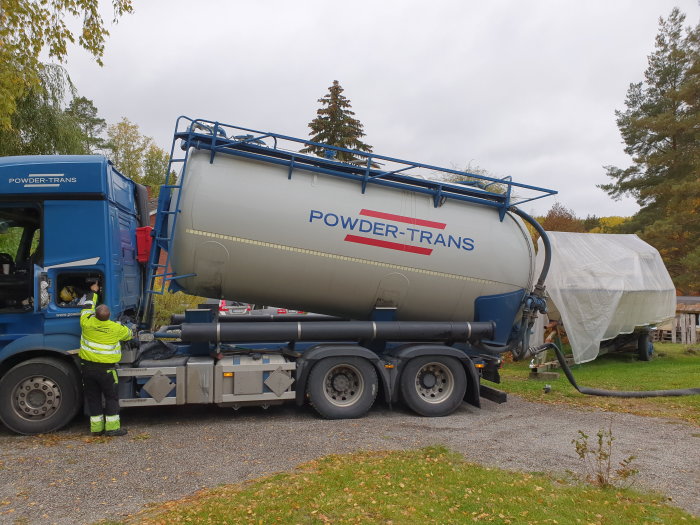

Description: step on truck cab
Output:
[0,118,556,435]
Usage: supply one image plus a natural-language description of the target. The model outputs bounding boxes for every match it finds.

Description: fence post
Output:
[672,315,678,343]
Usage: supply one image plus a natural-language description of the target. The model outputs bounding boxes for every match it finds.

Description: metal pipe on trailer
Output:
[180,320,496,344]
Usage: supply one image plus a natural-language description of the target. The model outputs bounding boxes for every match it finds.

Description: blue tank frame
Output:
[172,118,556,214]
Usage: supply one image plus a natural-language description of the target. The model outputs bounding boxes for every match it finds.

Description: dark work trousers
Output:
[80,360,120,417]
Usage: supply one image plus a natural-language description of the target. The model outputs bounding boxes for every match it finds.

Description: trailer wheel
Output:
[307,357,377,419]
[637,332,653,361]
[400,356,466,417]
[0,357,81,435]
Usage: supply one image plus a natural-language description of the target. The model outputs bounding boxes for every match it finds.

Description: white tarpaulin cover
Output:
[535,232,676,364]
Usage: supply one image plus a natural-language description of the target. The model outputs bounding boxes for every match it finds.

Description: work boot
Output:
[104,428,128,437]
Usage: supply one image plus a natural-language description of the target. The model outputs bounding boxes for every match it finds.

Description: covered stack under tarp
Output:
[535,232,676,364]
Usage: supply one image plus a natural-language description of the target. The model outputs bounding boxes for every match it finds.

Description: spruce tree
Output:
[600,8,699,292]
[66,96,107,154]
[301,80,374,164]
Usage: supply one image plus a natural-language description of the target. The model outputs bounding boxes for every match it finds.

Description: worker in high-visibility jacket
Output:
[79,282,133,436]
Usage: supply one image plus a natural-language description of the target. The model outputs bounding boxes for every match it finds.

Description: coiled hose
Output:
[531,343,700,398]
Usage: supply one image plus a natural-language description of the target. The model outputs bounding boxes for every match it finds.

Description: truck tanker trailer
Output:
[0,117,556,435]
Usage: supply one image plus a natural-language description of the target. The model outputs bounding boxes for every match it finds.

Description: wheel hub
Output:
[13,376,61,419]
[323,365,364,407]
[332,374,351,392]
[420,372,437,389]
[414,363,454,403]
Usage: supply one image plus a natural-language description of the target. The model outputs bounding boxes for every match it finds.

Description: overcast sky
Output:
[65,0,699,217]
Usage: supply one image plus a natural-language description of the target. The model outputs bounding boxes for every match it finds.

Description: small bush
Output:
[572,422,638,488]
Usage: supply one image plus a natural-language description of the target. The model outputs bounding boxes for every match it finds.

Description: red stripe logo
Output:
[360,209,446,230]
[344,235,433,255]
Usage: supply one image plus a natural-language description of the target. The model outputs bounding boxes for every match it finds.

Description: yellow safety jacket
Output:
[79,293,132,364]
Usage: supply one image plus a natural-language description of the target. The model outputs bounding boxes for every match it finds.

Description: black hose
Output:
[510,207,551,290]
[532,343,700,398]
[475,325,527,356]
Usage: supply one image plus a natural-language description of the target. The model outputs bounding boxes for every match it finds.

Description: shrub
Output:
[572,423,638,488]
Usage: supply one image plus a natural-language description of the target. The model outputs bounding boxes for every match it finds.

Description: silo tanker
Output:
[0,116,556,435]
[139,117,555,418]
[170,149,537,328]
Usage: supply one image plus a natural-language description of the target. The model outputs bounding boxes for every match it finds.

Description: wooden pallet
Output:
[653,313,698,344]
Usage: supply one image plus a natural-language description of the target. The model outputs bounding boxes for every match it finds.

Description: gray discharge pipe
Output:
[180,320,496,344]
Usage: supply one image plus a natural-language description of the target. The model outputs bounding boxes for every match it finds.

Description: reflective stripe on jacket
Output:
[79,293,132,363]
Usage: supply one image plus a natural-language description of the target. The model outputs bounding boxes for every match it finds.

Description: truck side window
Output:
[0,205,40,312]
[56,273,103,308]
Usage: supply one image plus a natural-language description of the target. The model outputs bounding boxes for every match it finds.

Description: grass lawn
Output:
[496,343,700,426]
[109,447,697,524]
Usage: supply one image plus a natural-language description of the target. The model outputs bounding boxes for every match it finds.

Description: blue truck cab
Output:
[0,155,148,434]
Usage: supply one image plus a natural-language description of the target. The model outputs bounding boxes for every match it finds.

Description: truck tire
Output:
[0,357,82,435]
[307,357,378,419]
[400,356,466,417]
[637,332,653,361]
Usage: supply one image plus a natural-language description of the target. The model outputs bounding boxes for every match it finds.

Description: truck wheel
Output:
[400,356,466,417]
[0,357,82,435]
[637,332,653,361]
[307,357,378,419]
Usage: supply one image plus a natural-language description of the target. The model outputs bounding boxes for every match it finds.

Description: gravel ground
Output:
[1,396,698,524]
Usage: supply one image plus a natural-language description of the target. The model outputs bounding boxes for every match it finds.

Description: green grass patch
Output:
[112,447,696,524]
[498,343,700,425]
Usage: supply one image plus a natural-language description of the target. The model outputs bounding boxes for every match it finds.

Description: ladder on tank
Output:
[139,118,272,326]
[138,117,203,327]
